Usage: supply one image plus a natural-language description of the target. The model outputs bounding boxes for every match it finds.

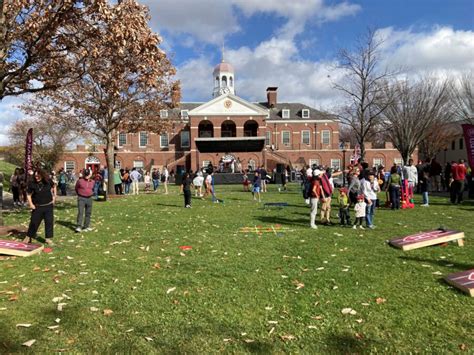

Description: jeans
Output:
[93,182,100,199]
[310,198,319,227]
[77,196,93,228]
[153,179,160,191]
[59,183,67,196]
[389,185,400,209]
[422,192,429,205]
[339,207,351,225]
[27,204,54,239]
[124,182,131,194]
[365,200,376,226]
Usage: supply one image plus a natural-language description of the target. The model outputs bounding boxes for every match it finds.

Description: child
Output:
[180,172,193,208]
[353,194,366,229]
[242,171,250,192]
[338,188,351,226]
[144,171,151,193]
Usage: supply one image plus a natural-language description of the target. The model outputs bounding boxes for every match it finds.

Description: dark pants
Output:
[114,184,122,195]
[389,185,400,210]
[339,207,351,225]
[27,204,54,239]
[354,217,364,226]
[184,189,191,206]
[12,186,20,203]
[450,180,464,204]
[77,196,93,228]
[59,183,67,196]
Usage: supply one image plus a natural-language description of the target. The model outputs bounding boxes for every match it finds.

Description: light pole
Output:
[340,142,347,186]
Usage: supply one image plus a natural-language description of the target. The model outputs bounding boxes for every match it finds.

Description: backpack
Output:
[320,174,333,196]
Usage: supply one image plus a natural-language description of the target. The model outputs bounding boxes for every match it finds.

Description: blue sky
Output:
[1,0,473,144]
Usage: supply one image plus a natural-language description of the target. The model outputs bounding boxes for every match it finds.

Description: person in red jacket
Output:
[450,159,467,204]
[75,169,94,232]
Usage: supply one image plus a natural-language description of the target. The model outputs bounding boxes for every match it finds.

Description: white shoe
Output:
[311,225,318,229]
[75,227,82,233]
[421,204,429,207]
[83,227,94,232]
[352,225,357,229]
[359,225,365,229]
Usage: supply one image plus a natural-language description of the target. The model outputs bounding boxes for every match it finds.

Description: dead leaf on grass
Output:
[375,297,386,304]
[16,324,32,328]
[22,339,36,347]
[280,334,296,341]
[166,287,176,294]
[341,308,357,315]
[103,309,113,316]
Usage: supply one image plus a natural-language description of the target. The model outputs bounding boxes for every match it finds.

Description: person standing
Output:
[353,194,367,229]
[450,159,467,204]
[162,167,169,194]
[102,166,108,192]
[419,170,430,206]
[259,165,268,193]
[180,172,193,208]
[93,170,103,200]
[310,169,326,229]
[361,172,379,228]
[252,171,262,202]
[130,167,142,195]
[25,168,56,245]
[122,169,131,194]
[144,171,151,193]
[10,168,21,206]
[386,166,401,210]
[320,168,333,225]
[152,168,160,191]
[192,171,204,197]
[403,159,418,195]
[338,188,351,226]
[348,168,361,206]
[58,168,68,196]
[429,158,442,192]
[75,169,94,233]
[113,168,122,195]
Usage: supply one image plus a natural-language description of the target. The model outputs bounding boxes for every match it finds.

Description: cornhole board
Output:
[444,269,474,297]
[389,229,464,251]
[0,240,44,257]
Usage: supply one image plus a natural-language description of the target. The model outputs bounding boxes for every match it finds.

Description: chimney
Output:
[267,87,278,107]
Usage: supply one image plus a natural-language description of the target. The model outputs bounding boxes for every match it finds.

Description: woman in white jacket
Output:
[361,171,380,229]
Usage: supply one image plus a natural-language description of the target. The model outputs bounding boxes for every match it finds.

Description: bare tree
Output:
[418,122,459,161]
[333,28,396,161]
[379,77,453,165]
[451,72,474,123]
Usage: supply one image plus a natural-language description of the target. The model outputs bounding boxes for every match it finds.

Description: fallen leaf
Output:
[355,319,363,324]
[280,334,296,341]
[144,337,153,342]
[57,303,67,311]
[9,294,18,301]
[22,339,36,347]
[459,343,468,351]
[125,328,134,333]
[47,325,60,330]
[103,309,113,316]
[55,318,61,323]
[268,327,275,335]
[341,308,357,315]
[16,324,32,328]
[90,307,99,312]
[376,297,386,304]
[153,263,161,269]
[308,325,317,329]
[166,287,176,294]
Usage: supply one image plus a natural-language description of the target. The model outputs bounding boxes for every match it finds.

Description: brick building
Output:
[58,58,410,175]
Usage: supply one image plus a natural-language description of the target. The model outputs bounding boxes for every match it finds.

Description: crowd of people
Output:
[4,154,471,245]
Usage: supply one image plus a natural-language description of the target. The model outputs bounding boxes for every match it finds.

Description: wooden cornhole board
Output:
[444,269,474,297]
[0,240,44,257]
[0,225,27,237]
[389,229,464,251]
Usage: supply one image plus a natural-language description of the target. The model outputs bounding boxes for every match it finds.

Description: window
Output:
[282,131,290,146]
[139,132,148,147]
[265,131,272,146]
[118,132,127,147]
[302,109,310,118]
[301,130,310,145]
[160,109,168,118]
[373,158,384,168]
[160,133,169,148]
[65,161,75,172]
[309,159,319,168]
[181,131,190,148]
[282,109,290,119]
[322,130,331,145]
[451,140,455,150]
[181,110,189,119]
[133,160,144,169]
[459,138,464,150]
[331,159,341,170]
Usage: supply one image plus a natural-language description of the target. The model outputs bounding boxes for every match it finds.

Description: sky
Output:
[1,0,473,145]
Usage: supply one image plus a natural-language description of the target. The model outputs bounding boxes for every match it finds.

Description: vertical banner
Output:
[462,124,474,169]
[24,128,33,175]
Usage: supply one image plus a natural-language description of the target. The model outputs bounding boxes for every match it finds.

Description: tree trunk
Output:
[106,133,116,195]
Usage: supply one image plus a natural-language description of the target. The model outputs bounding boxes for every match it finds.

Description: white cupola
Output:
[212,55,235,98]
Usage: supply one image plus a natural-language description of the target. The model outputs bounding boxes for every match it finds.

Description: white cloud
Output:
[0,96,25,146]
[377,26,474,75]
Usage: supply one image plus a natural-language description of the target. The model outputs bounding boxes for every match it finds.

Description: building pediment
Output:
[189,94,268,117]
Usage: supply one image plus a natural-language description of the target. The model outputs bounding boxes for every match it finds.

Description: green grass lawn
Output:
[1,184,473,353]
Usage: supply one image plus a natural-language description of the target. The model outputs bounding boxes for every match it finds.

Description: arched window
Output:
[221,120,236,137]
[244,120,259,137]
[198,121,214,138]
[222,75,227,87]
[229,76,233,87]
